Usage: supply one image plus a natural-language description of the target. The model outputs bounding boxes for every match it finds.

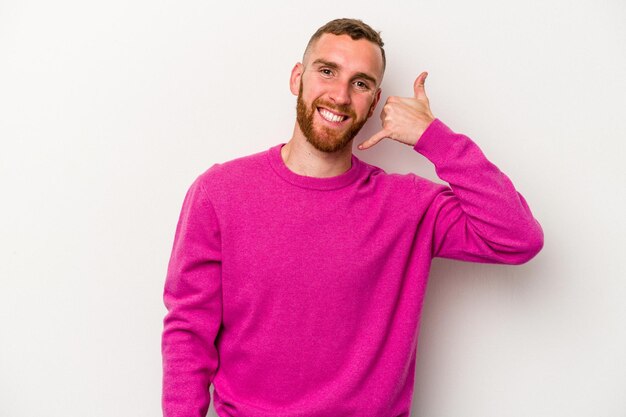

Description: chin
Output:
[307,134,353,153]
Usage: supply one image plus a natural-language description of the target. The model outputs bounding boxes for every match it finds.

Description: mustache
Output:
[312,98,356,118]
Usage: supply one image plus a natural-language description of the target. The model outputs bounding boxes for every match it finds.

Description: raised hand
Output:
[358,71,435,150]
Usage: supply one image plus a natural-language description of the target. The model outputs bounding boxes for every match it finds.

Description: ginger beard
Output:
[296,81,369,153]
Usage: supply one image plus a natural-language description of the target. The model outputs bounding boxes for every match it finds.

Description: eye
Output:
[354,80,371,91]
[320,68,334,77]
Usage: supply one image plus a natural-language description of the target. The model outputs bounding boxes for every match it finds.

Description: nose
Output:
[328,81,351,106]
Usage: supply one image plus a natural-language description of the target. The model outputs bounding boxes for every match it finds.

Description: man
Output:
[162,18,543,417]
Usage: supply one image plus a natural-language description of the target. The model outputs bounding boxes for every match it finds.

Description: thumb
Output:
[413,71,428,99]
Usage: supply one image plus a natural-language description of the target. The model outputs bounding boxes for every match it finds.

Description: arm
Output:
[162,174,222,417]
[360,72,543,264]
[414,119,543,264]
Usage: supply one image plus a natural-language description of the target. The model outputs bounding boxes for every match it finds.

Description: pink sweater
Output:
[162,119,543,417]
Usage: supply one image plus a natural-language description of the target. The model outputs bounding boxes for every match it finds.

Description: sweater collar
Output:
[267,143,363,191]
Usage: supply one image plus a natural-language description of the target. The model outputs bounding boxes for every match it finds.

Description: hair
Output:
[303,18,386,72]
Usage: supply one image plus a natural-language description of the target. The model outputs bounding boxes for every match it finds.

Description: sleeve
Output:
[161,174,223,417]
[414,119,544,265]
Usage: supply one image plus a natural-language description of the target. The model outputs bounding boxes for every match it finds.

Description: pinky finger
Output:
[358,130,389,150]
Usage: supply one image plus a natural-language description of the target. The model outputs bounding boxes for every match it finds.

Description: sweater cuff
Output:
[413,118,459,163]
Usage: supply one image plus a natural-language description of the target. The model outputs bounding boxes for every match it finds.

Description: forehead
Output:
[306,33,384,81]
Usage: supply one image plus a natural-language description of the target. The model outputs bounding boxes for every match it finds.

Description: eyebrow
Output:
[312,59,379,87]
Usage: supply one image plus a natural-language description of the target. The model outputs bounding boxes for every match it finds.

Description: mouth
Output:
[317,107,349,124]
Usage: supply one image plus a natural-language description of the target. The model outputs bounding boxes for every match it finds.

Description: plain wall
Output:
[1,0,624,416]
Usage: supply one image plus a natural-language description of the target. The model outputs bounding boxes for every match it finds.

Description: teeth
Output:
[319,108,345,123]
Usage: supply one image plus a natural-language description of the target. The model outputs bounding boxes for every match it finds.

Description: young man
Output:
[162,18,543,417]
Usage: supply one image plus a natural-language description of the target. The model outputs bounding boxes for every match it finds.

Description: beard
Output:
[296,82,369,153]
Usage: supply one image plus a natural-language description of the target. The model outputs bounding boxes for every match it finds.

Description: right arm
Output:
[162,175,223,417]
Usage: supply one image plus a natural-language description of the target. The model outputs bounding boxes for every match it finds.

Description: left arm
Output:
[412,118,543,264]
[360,72,543,264]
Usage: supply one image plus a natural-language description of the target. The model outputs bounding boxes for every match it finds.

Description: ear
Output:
[289,63,304,96]
[368,87,382,118]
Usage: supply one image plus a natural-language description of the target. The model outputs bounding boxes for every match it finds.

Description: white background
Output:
[1,1,625,416]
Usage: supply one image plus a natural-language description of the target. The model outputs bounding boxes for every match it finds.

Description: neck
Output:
[281,123,353,178]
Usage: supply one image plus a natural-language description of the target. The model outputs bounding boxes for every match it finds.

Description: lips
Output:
[317,107,348,123]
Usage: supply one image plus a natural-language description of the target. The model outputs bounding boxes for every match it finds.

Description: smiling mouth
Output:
[317,107,348,123]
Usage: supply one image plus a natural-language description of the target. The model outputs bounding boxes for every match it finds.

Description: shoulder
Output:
[350,158,449,220]
[356,156,443,193]
[198,146,269,184]
[190,146,276,205]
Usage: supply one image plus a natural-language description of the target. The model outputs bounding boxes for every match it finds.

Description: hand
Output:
[358,71,435,150]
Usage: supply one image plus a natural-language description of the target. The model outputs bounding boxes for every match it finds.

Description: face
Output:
[290,33,384,153]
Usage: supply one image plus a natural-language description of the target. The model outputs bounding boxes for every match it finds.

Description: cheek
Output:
[300,79,323,97]
[356,97,376,118]
[300,87,320,106]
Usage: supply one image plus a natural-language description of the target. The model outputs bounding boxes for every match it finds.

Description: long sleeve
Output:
[162,175,223,417]
[414,119,544,264]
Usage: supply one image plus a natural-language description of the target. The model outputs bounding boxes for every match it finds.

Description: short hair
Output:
[303,18,386,72]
